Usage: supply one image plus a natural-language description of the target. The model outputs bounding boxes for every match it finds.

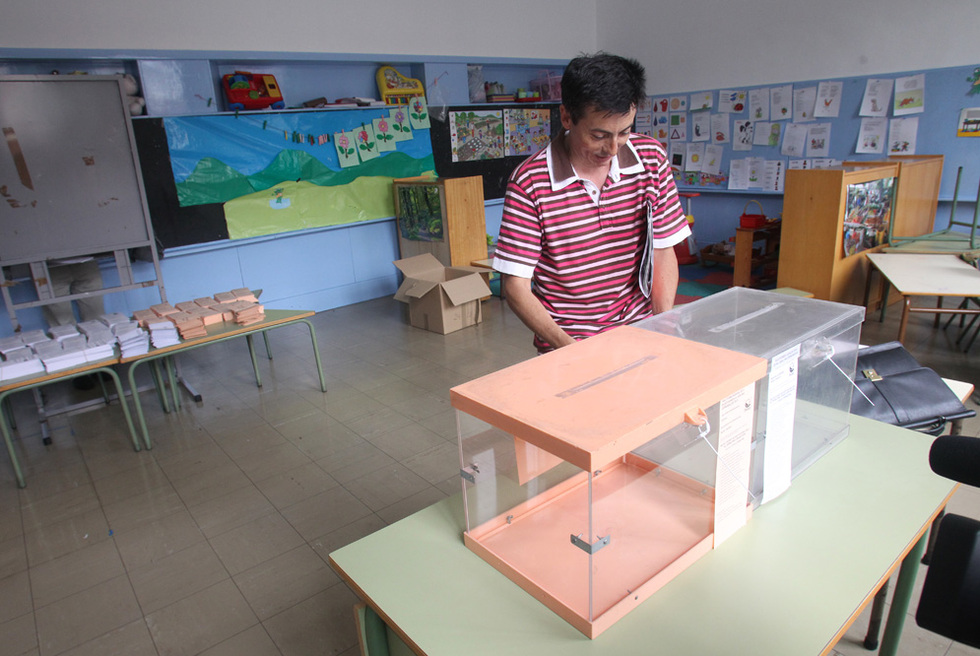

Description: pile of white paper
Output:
[34,337,88,372]
[0,344,45,381]
[112,321,149,358]
[147,320,180,348]
[77,321,118,362]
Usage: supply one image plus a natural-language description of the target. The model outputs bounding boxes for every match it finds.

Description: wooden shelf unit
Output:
[777,163,900,305]
[392,176,487,268]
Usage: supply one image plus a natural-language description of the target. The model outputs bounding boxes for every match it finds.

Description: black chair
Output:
[914,434,980,649]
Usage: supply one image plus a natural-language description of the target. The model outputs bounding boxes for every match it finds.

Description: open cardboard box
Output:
[393,254,491,334]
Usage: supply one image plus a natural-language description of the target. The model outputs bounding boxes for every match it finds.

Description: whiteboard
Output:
[0,75,154,264]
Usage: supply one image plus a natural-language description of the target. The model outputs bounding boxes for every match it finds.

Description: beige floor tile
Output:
[15,461,90,505]
[262,584,360,656]
[101,485,186,534]
[145,579,258,656]
[0,611,38,656]
[90,458,172,505]
[23,508,110,568]
[57,619,158,656]
[210,422,287,461]
[401,441,463,485]
[35,574,142,656]
[111,509,206,571]
[198,624,283,656]
[233,442,312,483]
[234,544,339,620]
[375,486,449,525]
[30,539,124,609]
[283,416,365,462]
[208,513,305,576]
[20,484,101,533]
[315,441,395,485]
[187,485,277,539]
[153,441,236,483]
[342,462,431,512]
[128,540,229,614]
[280,486,373,542]
[362,421,447,462]
[309,514,388,559]
[253,461,340,510]
[0,569,32,625]
[169,462,253,508]
[0,534,28,580]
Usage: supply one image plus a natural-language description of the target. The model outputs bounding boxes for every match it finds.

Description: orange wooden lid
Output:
[450,326,768,471]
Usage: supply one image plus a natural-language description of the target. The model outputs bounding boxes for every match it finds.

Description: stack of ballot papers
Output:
[48,324,80,341]
[34,335,88,372]
[112,320,150,358]
[99,313,132,331]
[168,312,207,339]
[147,320,180,348]
[0,345,45,381]
[224,301,265,325]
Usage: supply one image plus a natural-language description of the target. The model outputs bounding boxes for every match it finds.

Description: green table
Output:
[120,309,326,449]
[329,414,954,656]
[0,359,139,488]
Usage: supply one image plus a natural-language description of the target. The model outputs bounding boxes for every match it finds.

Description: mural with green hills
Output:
[177,149,435,240]
[176,149,435,207]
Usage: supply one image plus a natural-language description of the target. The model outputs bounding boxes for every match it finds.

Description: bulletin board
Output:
[639,63,980,200]
[430,103,562,200]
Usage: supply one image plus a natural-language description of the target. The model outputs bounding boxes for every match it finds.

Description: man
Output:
[493,53,690,353]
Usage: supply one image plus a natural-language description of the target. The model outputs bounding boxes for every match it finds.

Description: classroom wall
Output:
[598,0,978,94]
[0,0,597,61]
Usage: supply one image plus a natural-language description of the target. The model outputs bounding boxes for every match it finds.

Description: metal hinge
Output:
[460,464,480,483]
[570,533,610,554]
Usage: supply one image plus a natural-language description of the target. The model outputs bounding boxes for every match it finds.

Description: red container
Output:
[739,200,767,229]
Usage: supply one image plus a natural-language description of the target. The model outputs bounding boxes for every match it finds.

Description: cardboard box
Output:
[393,254,491,334]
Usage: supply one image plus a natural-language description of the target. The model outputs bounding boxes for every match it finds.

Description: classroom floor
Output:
[1,281,980,656]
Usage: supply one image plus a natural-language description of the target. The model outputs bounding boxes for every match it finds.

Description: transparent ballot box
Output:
[449,326,768,638]
[634,287,865,506]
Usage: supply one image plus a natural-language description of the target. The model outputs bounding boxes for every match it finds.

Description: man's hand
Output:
[502,275,577,349]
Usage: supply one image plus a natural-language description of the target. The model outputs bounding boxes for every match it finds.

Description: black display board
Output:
[430,103,561,200]
[131,118,229,250]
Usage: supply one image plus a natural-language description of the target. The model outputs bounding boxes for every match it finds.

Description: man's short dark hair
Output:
[561,52,646,123]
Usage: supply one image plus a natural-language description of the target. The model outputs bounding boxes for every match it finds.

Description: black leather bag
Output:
[850,341,974,435]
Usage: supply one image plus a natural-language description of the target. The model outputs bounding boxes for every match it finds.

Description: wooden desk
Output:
[329,414,954,656]
[865,253,980,343]
[120,309,327,449]
[734,222,781,288]
[0,360,139,488]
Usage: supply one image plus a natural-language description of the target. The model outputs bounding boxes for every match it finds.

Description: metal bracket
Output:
[460,464,480,484]
[570,533,610,554]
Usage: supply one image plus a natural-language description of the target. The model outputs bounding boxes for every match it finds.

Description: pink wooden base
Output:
[465,457,715,638]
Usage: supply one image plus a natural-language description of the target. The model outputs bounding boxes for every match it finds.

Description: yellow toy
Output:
[376,65,425,105]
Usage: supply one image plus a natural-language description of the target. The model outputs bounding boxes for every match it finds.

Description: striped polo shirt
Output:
[493,130,689,351]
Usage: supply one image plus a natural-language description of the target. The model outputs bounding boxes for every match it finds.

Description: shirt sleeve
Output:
[647,147,691,249]
[492,177,541,279]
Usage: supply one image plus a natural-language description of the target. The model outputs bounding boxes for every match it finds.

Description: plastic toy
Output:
[221,71,285,111]
[376,65,425,105]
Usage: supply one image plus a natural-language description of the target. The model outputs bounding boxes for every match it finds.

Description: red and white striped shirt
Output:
[493,131,689,352]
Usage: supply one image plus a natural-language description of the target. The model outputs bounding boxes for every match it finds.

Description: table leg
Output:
[2,396,16,430]
[300,320,327,393]
[166,356,180,410]
[935,297,943,329]
[246,334,262,387]
[128,361,153,450]
[100,368,141,452]
[897,297,912,344]
[877,532,928,656]
[863,581,889,650]
[0,391,26,488]
[263,331,273,359]
[151,359,170,413]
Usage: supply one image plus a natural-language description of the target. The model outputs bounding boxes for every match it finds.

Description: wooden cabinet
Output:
[777,163,900,305]
[733,222,781,288]
[843,155,943,240]
[392,176,486,267]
